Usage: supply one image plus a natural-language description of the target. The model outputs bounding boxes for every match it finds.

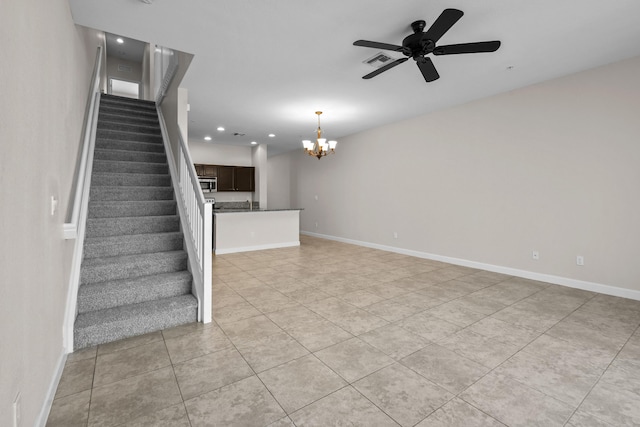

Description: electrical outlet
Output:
[577,255,584,266]
[250,231,255,238]
[315,221,318,228]
[532,250,539,260]
[13,392,21,427]
[393,232,398,239]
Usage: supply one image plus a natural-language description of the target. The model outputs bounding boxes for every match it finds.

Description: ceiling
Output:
[69,0,640,156]
[104,32,147,62]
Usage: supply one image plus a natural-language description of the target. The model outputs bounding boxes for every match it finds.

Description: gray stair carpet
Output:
[74,94,197,349]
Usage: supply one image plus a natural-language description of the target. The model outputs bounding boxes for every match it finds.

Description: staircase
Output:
[74,94,197,349]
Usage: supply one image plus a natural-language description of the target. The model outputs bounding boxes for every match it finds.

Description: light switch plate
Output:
[51,196,58,216]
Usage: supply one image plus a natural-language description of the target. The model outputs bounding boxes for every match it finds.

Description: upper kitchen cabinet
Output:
[196,164,255,191]
[203,165,218,177]
[193,163,218,178]
[234,167,255,192]
[217,166,235,191]
[194,164,217,178]
[216,166,255,192]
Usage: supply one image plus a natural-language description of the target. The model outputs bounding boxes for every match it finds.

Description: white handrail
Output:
[64,46,103,239]
[156,110,212,323]
[62,46,103,352]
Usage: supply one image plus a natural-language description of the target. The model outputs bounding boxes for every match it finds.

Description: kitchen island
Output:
[213,208,301,255]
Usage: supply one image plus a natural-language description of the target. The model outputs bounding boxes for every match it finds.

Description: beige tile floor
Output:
[48,235,640,426]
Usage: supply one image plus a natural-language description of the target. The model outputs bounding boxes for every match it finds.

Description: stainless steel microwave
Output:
[199,178,217,193]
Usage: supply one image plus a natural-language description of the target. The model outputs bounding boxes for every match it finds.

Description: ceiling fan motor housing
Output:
[353,8,500,83]
[403,20,435,59]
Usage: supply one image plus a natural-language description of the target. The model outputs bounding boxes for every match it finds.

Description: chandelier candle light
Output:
[303,111,337,159]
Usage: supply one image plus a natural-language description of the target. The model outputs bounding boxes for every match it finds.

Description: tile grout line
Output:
[562,321,640,426]
[444,291,606,425]
[220,258,417,425]
[208,311,292,422]
[161,332,195,427]
[219,247,526,422]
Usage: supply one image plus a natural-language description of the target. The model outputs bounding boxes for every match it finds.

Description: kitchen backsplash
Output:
[213,201,260,209]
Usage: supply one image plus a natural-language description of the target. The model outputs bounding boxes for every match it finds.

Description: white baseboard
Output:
[215,241,300,255]
[301,231,640,301]
[36,350,68,427]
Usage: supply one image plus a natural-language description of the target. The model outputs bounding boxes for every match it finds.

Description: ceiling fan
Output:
[353,8,500,83]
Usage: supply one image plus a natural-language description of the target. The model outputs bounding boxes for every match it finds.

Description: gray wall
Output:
[106,55,142,85]
[267,152,292,209]
[0,0,103,425]
[158,50,193,169]
[286,56,640,294]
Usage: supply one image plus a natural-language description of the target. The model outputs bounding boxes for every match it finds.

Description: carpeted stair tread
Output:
[95,148,167,163]
[88,200,176,218]
[99,104,159,119]
[74,294,197,349]
[96,138,165,153]
[92,172,171,187]
[80,250,188,284]
[89,185,174,202]
[98,111,159,126]
[97,129,163,144]
[77,271,192,314]
[83,231,184,258]
[93,159,169,175]
[100,94,157,109]
[86,215,179,237]
[97,120,162,135]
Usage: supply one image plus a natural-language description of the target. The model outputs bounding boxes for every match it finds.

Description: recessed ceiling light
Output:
[251,141,258,145]
[268,134,275,138]
[116,38,124,44]
[204,136,212,141]
[217,127,225,131]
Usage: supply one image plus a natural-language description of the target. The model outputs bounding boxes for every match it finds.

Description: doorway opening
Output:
[109,78,140,99]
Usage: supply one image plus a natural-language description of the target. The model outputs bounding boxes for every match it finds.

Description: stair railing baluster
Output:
[156,108,212,324]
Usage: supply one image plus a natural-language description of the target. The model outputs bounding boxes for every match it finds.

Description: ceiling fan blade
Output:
[433,41,501,55]
[362,57,409,79]
[354,40,406,52]
[416,57,439,82]
[424,8,464,44]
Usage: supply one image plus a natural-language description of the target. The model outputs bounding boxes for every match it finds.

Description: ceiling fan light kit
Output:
[354,8,501,83]
[303,111,337,160]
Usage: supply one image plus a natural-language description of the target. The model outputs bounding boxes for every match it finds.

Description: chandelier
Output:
[302,111,337,159]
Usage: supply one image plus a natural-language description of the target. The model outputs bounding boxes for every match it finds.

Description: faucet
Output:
[247,199,253,210]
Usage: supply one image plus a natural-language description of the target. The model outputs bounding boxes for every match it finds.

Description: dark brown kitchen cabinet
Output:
[195,163,254,191]
[215,166,255,192]
[194,164,217,178]
[203,165,217,177]
[234,167,255,192]
[217,166,235,191]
